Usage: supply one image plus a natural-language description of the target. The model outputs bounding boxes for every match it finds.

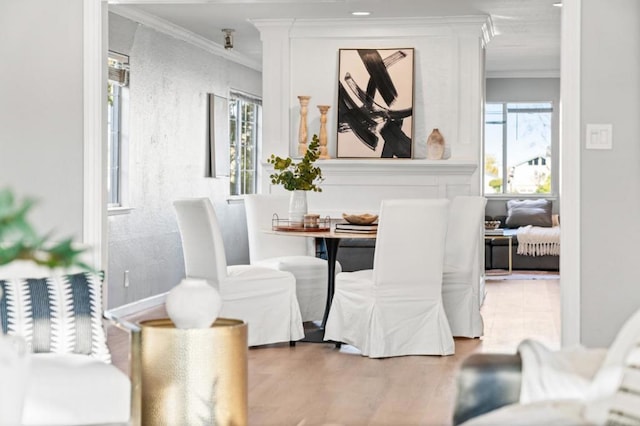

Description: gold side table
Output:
[132,318,248,426]
[485,234,513,276]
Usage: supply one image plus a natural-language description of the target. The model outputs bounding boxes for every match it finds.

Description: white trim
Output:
[105,292,168,318]
[252,20,293,170]
[302,158,478,176]
[485,194,558,201]
[486,69,561,79]
[256,16,494,43]
[560,0,581,347]
[109,5,261,72]
[107,206,135,216]
[108,0,340,3]
[84,0,107,273]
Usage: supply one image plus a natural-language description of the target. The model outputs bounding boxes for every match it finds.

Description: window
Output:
[484,102,553,195]
[107,51,129,208]
[229,91,261,196]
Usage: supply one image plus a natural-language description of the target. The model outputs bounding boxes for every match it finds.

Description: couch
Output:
[485,199,560,271]
[0,262,131,425]
[453,307,640,425]
[332,200,561,273]
[484,215,560,271]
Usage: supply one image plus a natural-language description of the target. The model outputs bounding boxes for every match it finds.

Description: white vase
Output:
[0,334,30,426]
[288,190,308,226]
[165,278,222,329]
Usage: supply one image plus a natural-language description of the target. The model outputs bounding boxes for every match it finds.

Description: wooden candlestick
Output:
[297,96,311,156]
[317,105,330,159]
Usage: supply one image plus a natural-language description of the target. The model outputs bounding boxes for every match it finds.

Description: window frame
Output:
[107,51,131,214]
[483,101,555,198]
[229,91,262,197]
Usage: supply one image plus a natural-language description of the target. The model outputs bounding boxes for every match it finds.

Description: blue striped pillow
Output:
[0,271,110,363]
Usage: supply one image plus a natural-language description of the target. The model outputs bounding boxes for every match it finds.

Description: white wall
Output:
[255,17,491,172]
[0,0,84,240]
[579,0,640,346]
[107,12,261,308]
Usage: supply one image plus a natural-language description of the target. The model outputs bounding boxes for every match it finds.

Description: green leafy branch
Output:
[0,188,91,270]
[267,134,324,192]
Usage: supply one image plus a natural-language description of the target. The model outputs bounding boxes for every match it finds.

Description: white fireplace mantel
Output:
[261,159,479,217]
[309,158,477,176]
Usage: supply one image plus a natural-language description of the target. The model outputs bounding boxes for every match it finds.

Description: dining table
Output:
[270,223,377,343]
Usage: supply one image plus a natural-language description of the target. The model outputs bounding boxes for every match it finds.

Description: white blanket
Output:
[516,225,560,256]
[518,307,640,424]
[518,340,606,403]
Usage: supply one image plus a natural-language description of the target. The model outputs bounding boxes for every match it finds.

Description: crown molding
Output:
[109,5,262,71]
[252,16,493,43]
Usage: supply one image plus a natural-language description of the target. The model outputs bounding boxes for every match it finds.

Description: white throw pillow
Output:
[0,271,110,363]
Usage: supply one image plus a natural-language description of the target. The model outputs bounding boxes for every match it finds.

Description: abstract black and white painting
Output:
[337,48,414,158]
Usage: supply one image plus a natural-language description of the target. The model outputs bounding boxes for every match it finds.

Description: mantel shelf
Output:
[262,159,478,176]
[261,158,479,215]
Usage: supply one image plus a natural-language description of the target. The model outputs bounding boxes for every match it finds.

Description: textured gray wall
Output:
[580,0,640,347]
[107,13,259,308]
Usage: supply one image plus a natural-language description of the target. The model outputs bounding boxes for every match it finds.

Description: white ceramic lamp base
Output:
[165,278,222,329]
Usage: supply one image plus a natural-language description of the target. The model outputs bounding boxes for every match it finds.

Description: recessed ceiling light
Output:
[552,2,562,7]
[351,11,371,16]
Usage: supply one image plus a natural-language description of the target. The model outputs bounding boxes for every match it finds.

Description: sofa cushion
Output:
[505,199,552,228]
[22,353,130,426]
[0,271,111,363]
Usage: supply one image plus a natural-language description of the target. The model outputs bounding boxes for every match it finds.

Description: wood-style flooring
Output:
[107,276,560,426]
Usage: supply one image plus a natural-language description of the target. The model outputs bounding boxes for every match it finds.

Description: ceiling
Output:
[111,0,561,77]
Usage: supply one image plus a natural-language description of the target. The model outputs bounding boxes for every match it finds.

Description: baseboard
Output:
[106,292,168,318]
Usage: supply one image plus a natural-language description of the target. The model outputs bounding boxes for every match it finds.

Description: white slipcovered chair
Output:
[324,199,454,358]
[244,194,341,322]
[173,198,304,347]
[442,196,487,338]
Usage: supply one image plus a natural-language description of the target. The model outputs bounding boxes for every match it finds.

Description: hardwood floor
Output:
[107,276,560,425]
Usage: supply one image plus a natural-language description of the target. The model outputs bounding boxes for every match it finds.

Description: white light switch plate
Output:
[586,124,613,150]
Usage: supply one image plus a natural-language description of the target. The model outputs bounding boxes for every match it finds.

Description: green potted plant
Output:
[267,134,324,225]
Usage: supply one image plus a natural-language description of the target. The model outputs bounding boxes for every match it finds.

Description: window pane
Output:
[505,103,552,194]
[229,99,238,195]
[107,82,121,206]
[484,103,504,194]
[229,95,260,196]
